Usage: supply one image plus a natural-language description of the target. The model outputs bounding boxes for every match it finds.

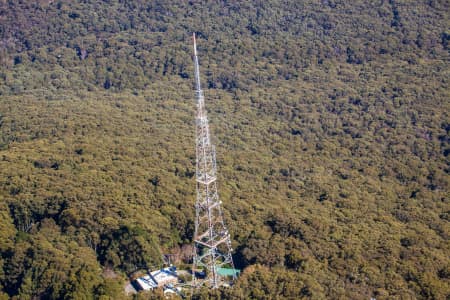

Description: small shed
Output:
[217,267,240,277]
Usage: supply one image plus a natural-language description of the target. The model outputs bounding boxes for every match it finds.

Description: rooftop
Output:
[134,266,178,291]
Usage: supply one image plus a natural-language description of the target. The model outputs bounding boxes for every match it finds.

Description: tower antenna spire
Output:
[191,33,237,288]
[192,33,202,95]
[193,32,197,57]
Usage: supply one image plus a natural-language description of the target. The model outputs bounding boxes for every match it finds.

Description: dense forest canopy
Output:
[0,0,449,299]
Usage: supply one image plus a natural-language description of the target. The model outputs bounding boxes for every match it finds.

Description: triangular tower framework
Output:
[191,33,236,288]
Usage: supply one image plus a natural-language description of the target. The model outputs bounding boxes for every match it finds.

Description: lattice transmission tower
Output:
[191,33,236,288]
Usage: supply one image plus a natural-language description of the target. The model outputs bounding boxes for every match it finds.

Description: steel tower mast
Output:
[191,33,236,288]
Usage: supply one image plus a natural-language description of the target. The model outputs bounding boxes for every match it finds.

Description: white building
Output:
[134,266,178,291]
